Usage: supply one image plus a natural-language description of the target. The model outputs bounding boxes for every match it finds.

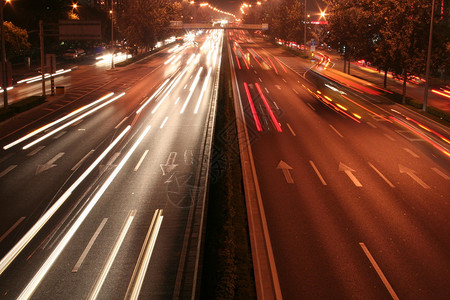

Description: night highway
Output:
[0,30,222,299]
[229,30,450,299]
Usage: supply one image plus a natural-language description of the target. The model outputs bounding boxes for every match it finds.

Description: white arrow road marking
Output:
[36,153,64,175]
[339,162,362,187]
[277,160,294,184]
[160,152,178,175]
[399,164,430,189]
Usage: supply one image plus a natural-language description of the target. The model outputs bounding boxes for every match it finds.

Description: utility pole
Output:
[303,0,307,49]
[423,0,435,112]
[39,20,46,97]
[110,0,114,69]
[1,0,9,108]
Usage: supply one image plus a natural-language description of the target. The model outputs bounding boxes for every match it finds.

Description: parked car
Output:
[63,49,86,60]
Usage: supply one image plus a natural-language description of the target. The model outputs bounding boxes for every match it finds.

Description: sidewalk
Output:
[324,52,450,113]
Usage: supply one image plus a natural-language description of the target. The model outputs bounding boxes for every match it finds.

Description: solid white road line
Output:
[0,217,26,243]
[134,150,149,172]
[369,163,395,188]
[72,218,108,273]
[125,209,163,300]
[88,210,136,300]
[0,165,17,178]
[329,124,343,138]
[286,123,296,136]
[359,242,399,300]
[71,150,95,171]
[309,160,327,186]
[403,148,419,158]
[432,167,450,180]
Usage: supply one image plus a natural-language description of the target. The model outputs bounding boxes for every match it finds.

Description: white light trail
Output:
[136,79,171,114]
[17,125,150,299]
[3,92,115,150]
[22,93,125,150]
[151,66,189,114]
[194,67,212,114]
[0,126,130,276]
[180,67,203,114]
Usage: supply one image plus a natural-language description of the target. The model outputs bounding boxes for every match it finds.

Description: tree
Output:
[118,0,181,51]
[270,0,305,43]
[3,21,31,58]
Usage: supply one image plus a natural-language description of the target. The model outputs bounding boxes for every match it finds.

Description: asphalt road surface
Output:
[230,30,450,300]
[0,30,222,299]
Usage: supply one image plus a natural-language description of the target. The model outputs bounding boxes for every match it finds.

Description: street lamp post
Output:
[303,0,307,49]
[0,0,11,109]
[423,0,435,112]
[110,0,114,69]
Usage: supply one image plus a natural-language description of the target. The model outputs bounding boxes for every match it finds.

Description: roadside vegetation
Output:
[201,37,256,299]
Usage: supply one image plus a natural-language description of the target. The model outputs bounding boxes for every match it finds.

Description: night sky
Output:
[209,0,327,18]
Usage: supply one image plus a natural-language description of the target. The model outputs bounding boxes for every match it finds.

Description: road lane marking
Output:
[309,160,327,185]
[160,116,169,128]
[286,123,296,136]
[72,218,108,273]
[384,134,396,141]
[329,124,343,138]
[71,119,84,127]
[254,70,257,74]
[339,162,362,187]
[52,131,66,140]
[265,87,269,94]
[71,150,95,171]
[359,243,399,300]
[432,167,450,180]
[292,88,299,95]
[369,163,395,188]
[115,116,129,129]
[272,101,280,110]
[258,77,262,82]
[307,103,315,111]
[88,210,136,300]
[277,160,294,184]
[399,164,430,189]
[175,97,180,104]
[403,148,419,158]
[35,152,64,175]
[0,217,26,243]
[367,122,377,128]
[134,150,149,171]
[125,209,163,299]
[282,78,287,83]
[27,146,45,157]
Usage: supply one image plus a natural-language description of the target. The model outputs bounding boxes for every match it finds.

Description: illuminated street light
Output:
[1,0,12,108]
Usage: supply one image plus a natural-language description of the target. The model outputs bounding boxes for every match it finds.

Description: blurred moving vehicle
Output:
[63,49,86,60]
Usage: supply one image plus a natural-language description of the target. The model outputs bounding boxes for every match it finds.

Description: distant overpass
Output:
[169,21,268,30]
